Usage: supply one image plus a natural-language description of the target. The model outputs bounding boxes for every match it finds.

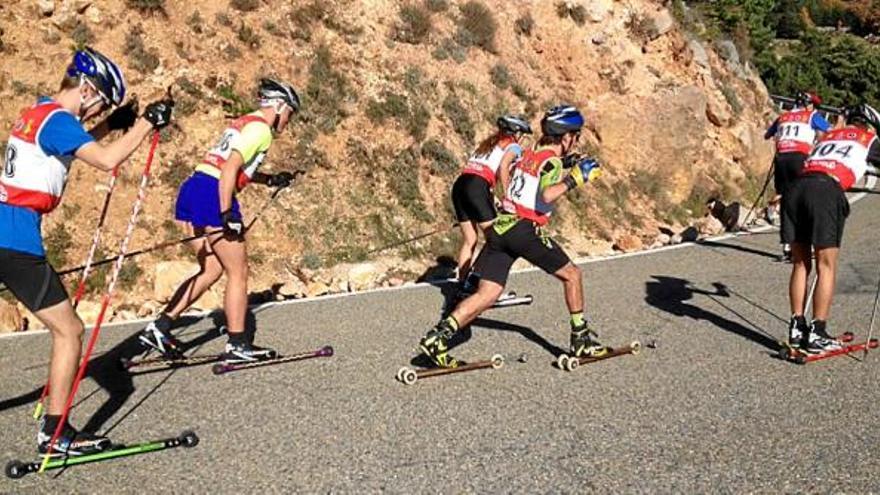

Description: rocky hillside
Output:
[0,0,776,331]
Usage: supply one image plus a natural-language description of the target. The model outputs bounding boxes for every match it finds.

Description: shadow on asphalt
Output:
[645,276,781,352]
[697,239,780,261]
[0,310,262,435]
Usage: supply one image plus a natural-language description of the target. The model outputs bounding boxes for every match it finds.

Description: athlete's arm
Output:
[497,149,519,198]
[75,118,155,172]
[539,160,568,204]
[811,112,831,142]
[764,119,779,140]
[219,150,245,213]
[867,139,880,166]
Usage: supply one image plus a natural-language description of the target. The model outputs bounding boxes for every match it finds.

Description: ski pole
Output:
[33,165,123,419]
[39,131,160,472]
[364,222,457,255]
[54,173,299,277]
[741,161,774,227]
[863,266,880,358]
[804,273,818,317]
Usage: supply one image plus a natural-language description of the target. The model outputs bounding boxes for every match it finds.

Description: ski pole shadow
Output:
[471,317,567,357]
[644,276,781,352]
[696,239,780,261]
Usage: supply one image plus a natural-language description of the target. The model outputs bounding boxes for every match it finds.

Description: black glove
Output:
[221,209,244,238]
[561,153,583,169]
[143,99,174,129]
[106,99,139,131]
[265,171,295,188]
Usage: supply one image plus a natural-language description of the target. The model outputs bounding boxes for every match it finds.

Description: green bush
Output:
[514,13,535,36]
[117,261,143,291]
[70,21,94,49]
[490,64,512,90]
[215,12,233,26]
[302,44,351,133]
[556,2,587,25]
[455,1,497,53]
[388,146,433,222]
[432,38,468,63]
[288,1,330,41]
[45,224,72,268]
[124,25,160,74]
[425,0,449,12]
[366,91,429,142]
[186,11,204,33]
[126,0,165,13]
[237,22,261,49]
[394,4,432,44]
[421,139,458,176]
[442,94,475,145]
[230,0,260,12]
[216,84,256,115]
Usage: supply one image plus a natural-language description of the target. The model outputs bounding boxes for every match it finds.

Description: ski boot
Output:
[138,316,183,358]
[570,322,607,358]
[787,315,808,349]
[781,243,792,263]
[419,320,460,368]
[804,320,842,354]
[37,417,111,456]
[220,337,277,364]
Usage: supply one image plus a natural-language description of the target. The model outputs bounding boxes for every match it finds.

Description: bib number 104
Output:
[811,142,853,159]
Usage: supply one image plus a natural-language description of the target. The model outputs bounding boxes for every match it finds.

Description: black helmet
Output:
[844,103,880,131]
[496,114,532,135]
[66,47,126,106]
[258,78,300,112]
[795,91,821,107]
[541,105,584,137]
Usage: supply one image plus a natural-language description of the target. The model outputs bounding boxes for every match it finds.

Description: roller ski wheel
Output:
[565,356,580,372]
[400,367,418,385]
[490,354,505,369]
[5,460,26,480]
[556,354,569,370]
[179,430,199,448]
[630,341,642,355]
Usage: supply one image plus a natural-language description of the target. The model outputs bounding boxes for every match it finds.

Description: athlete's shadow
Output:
[645,276,780,351]
[697,239,780,261]
[471,317,567,357]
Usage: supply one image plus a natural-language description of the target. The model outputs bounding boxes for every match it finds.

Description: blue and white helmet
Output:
[541,105,584,137]
[67,47,126,107]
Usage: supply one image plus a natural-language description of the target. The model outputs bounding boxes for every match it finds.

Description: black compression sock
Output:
[42,414,61,434]
[155,313,173,332]
[227,332,246,345]
[811,319,827,335]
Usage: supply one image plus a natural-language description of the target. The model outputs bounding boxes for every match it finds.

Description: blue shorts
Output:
[175,172,242,228]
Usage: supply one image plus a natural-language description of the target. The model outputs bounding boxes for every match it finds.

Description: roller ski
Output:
[557,322,641,371]
[452,272,532,310]
[211,345,333,375]
[137,317,184,359]
[398,320,504,385]
[778,323,874,364]
[120,353,222,371]
[7,430,198,479]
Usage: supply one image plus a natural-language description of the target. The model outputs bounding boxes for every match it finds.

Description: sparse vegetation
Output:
[45,224,72,268]
[215,12,233,27]
[216,84,256,115]
[159,155,194,188]
[117,261,143,291]
[421,139,458,176]
[301,44,351,133]
[490,64,512,90]
[263,20,282,37]
[230,0,260,12]
[455,1,497,53]
[721,84,743,116]
[432,38,467,63]
[388,146,433,222]
[186,11,204,34]
[126,0,165,13]
[237,22,261,49]
[425,0,449,12]
[394,4,432,44]
[556,2,587,25]
[625,13,653,42]
[289,1,330,41]
[514,13,535,36]
[69,21,95,49]
[124,25,160,74]
[442,93,475,145]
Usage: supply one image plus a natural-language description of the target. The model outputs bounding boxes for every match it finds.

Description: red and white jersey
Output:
[802,126,878,190]
[195,113,272,190]
[461,137,523,187]
[774,109,820,155]
[505,147,558,226]
[0,102,73,213]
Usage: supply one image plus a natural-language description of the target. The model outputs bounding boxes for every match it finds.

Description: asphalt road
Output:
[2,194,880,493]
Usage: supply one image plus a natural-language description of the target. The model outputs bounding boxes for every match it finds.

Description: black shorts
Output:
[451,174,496,223]
[781,174,849,248]
[773,152,808,196]
[472,219,571,286]
[0,248,68,312]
